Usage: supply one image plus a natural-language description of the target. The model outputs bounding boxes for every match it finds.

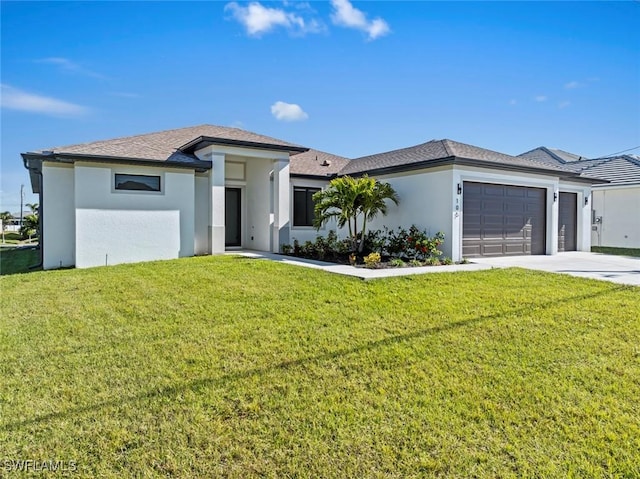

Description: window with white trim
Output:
[293,187,320,227]
[115,174,161,192]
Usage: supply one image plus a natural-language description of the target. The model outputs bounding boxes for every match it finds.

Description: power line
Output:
[597,145,640,158]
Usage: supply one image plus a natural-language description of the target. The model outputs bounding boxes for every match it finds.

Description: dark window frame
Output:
[114,174,161,192]
[293,187,320,227]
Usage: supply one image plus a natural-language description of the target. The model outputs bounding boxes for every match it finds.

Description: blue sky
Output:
[1,1,639,212]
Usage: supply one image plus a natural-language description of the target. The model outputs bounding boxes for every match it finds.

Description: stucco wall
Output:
[591,185,640,248]
[194,174,209,255]
[42,163,75,269]
[244,159,272,252]
[370,168,455,258]
[74,162,195,268]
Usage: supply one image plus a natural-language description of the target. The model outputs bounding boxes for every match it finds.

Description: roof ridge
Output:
[441,139,453,157]
[540,146,567,164]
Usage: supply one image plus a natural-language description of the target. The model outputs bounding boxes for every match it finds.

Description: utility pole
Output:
[20,184,24,228]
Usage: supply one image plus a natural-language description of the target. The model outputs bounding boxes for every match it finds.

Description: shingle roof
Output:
[339,139,572,176]
[519,146,589,165]
[28,124,307,164]
[519,147,640,185]
[290,149,350,177]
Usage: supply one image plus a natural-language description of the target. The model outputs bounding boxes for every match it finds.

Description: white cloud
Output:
[270,101,308,121]
[330,0,390,40]
[224,2,323,36]
[534,95,548,102]
[0,84,88,117]
[36,57,106,79]
[558,101,571,109]
[564,81,581,90]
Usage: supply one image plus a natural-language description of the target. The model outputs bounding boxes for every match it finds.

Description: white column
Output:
[210,152,226,254]
[577,189,592,251]
[272,159,290,253]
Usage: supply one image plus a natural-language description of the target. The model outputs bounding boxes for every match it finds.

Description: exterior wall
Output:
[370,167,455,258]
[42,163,75,269]
[244,158,272,251]
[194,174,209,255]
[558,180,592,252]
[74,162,195,268]
[452,167,590,261]
[591,185,640,248]
[289,177,338,245]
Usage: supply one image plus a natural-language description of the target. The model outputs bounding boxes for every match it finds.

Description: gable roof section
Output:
[519,147,640,186]
[290,149,350,178]
[339,139,582,178]
[22,124,308,171]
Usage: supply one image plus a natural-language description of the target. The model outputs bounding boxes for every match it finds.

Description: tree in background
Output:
[0,211,13,244]
[313,175,399,253]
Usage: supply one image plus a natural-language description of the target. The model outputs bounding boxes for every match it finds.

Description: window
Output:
[293,187,320,227]
[115,174,161,192]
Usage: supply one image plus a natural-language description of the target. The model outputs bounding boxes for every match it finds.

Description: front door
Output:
[225,188,241,247]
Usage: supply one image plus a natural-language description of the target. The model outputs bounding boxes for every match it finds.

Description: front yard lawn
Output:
[592,246,640,257]
[1,256,638,477]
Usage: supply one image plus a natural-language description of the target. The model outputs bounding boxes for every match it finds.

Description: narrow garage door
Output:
[558,192,577,251]
[463,182,546,257]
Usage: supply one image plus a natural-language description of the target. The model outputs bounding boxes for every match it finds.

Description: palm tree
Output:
[26,203,39,214]
[313,175,399,253]
[359,180,399,253]
[0,211,13,244]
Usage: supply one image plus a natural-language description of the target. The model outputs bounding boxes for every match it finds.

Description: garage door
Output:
[463,182,546,257]
[558,192,577,252]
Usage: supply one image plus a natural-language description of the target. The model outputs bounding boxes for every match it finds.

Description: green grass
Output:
[1,256,639,478]
[592,246,640,257]
[0,246,40,275]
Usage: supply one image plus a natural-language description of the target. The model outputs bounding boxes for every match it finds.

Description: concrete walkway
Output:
[472,252,640,286]
[229,250,640,286]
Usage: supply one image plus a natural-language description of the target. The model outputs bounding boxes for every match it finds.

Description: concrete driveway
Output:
[472,252,640,286]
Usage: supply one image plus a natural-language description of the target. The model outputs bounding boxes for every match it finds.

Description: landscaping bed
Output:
[284,226,469,268]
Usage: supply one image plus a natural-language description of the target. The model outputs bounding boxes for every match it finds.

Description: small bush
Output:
[409,259,423,267]
[364,252,381,268]
[460,258,470,264]
[442,257,453,265]
[389,258,406,268]
[281,244,292,255]
[425,257,441,266]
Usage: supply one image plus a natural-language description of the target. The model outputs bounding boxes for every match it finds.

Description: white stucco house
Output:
[519,147,640,249]
[23,125,605,270]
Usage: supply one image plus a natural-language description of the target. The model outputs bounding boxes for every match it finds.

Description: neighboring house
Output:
[23,125,604,270]
[519,147,640,249]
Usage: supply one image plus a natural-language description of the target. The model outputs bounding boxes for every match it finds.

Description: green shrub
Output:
[442,257,453,265]
[409,259,423,267]
[425,256,441,266]
[281,244,292,255]
[389,258,406,268]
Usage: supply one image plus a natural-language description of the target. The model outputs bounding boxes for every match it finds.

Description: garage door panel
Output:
[483,185,507,197]
[558,192,577,251]
[463,182,546,257]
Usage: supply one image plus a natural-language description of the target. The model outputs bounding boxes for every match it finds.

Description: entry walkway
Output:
[228,250,640,286]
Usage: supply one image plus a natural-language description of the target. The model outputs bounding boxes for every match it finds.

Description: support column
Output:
[210,152,225,254]
[272,159,290,253]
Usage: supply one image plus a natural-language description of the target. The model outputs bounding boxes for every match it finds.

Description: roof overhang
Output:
[179,136,309,155]
[21,151,212,173]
